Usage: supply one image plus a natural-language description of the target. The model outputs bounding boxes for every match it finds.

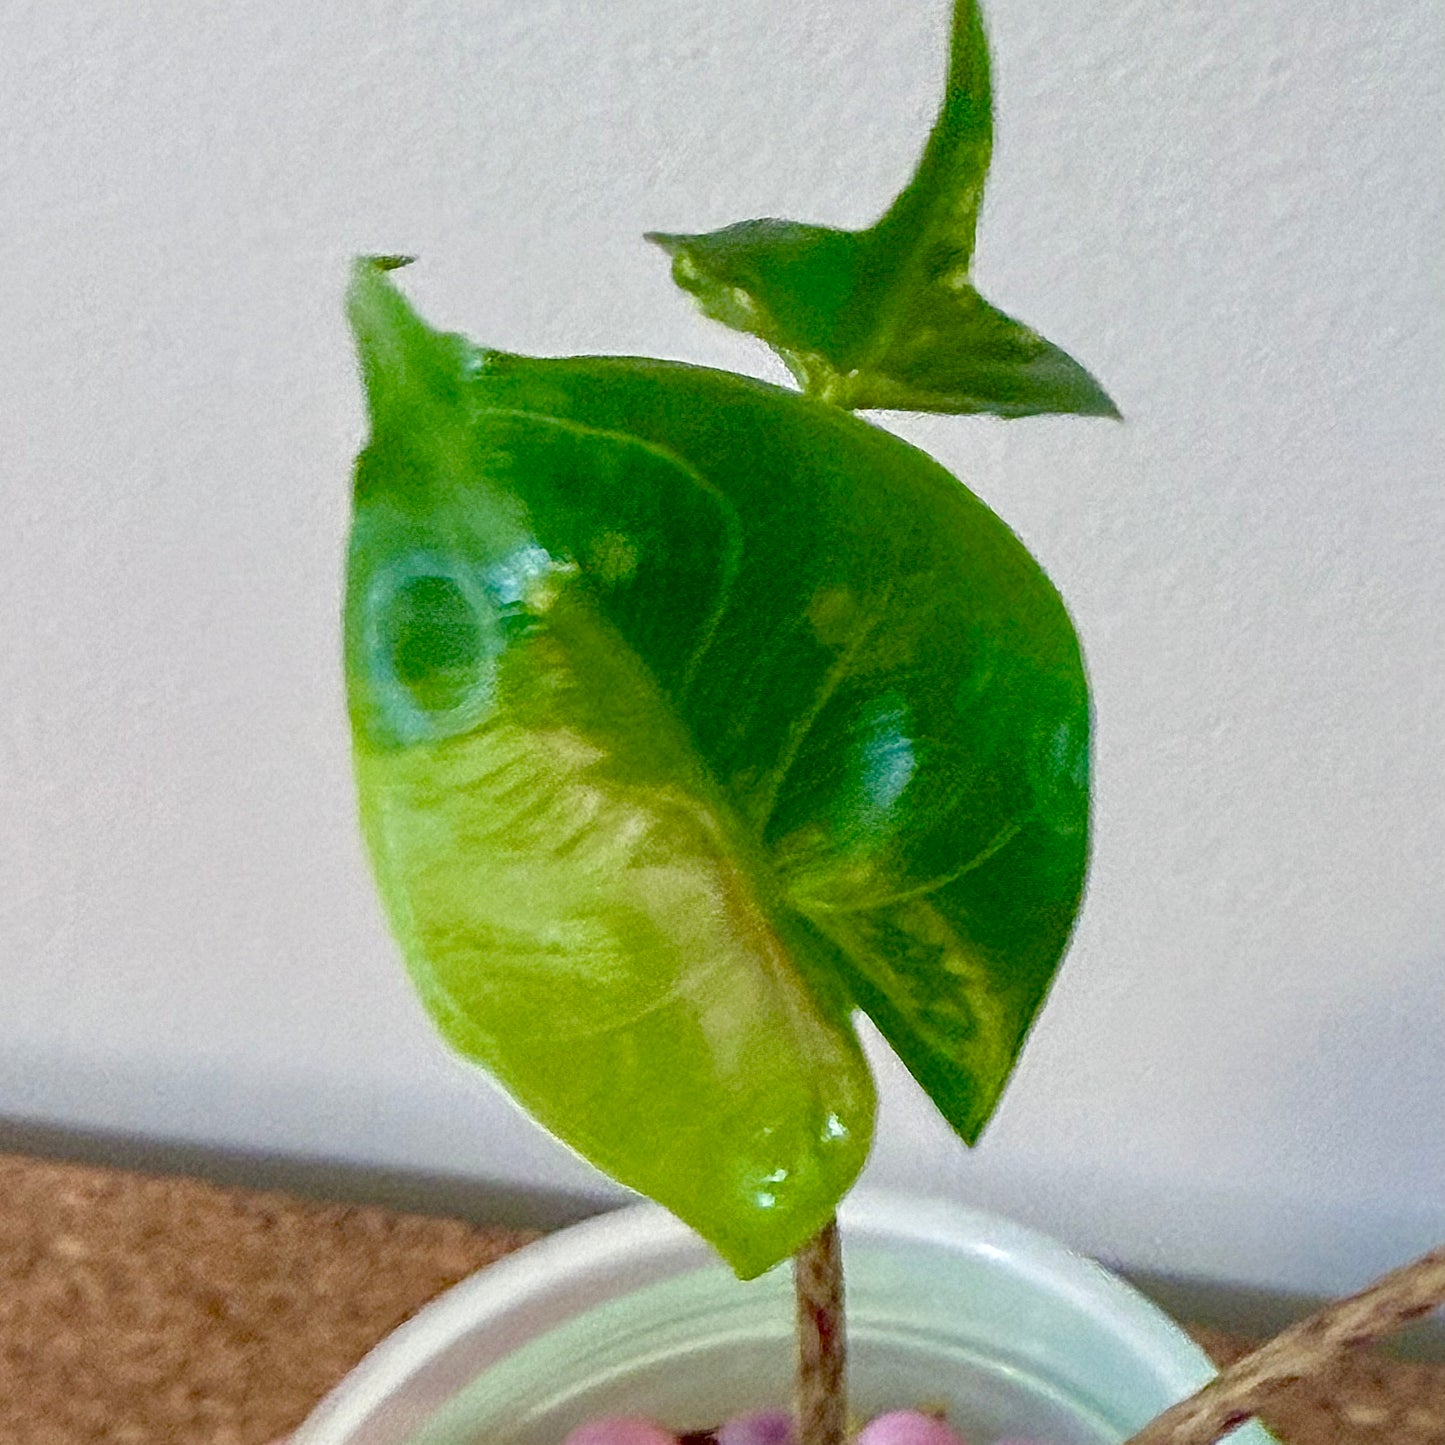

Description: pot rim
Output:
[295,1189,1223,1444]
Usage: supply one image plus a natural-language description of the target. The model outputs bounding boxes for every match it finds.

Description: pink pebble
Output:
[855,1410,968,1445]
[561,1418,680,1445]
[717,1409,795,1445]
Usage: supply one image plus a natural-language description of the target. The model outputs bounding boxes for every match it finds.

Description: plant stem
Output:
[794,1215,847,1445]
[1123,1242,1445,1445]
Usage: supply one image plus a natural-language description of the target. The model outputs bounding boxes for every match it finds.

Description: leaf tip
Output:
[1048,349,1121,420]
[347,254,412,314]
[348,255,403,336]
[1078,375,1124,422]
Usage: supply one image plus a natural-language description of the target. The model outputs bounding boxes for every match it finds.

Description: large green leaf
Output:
[646,0,1118,419]
[345,260,1090,1276]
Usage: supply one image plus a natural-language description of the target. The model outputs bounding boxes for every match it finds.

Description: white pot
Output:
[294,1192,1274,1445]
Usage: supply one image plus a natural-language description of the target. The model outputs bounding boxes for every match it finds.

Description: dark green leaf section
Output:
[345,262,1090,1272]
[646,0,1118,419]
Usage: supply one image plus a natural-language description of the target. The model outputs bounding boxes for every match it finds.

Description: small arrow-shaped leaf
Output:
[647,0,1118,419]
[345,260,1090,1276]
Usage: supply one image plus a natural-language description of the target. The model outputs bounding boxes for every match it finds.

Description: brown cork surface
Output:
[0,1153,536,1445]
[0,1151,1441,1445]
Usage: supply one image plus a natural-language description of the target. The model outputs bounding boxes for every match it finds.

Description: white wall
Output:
[2,0,1441,1299]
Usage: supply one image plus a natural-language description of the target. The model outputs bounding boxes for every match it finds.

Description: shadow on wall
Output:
[1131,948,1445,1361]
[4,1114,1443,1362]
[1266,950,1445,1208]
[0,1115,605,1234]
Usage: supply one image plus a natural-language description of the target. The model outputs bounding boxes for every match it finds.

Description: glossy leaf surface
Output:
[647,0,1117,419]
[345,261,1090,1275]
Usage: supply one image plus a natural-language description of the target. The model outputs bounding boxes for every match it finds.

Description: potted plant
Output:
[302,2,1293,1441]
